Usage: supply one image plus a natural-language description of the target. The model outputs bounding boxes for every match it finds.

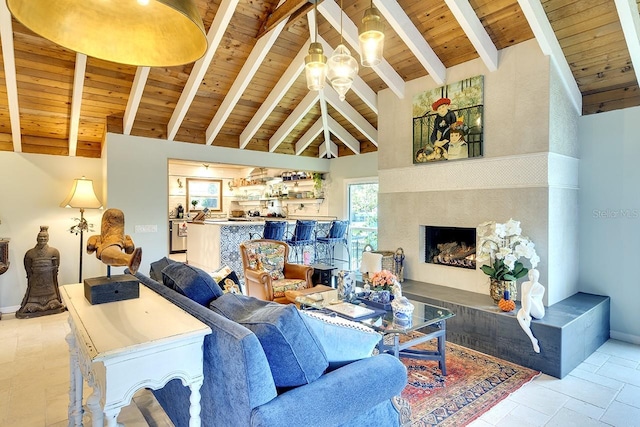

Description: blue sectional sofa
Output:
[132,269,410,427]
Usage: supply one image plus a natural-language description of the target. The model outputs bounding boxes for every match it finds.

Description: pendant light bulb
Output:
[305,42,327,91]
[327,44,359,101]
[359,4,385,67]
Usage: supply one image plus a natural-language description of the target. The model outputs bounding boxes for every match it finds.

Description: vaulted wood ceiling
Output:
[1,0,639,159]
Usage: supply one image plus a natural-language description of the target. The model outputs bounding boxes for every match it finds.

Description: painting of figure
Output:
[413,76,484,164]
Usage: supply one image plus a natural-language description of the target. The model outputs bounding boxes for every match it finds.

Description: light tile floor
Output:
[1,311,638,426]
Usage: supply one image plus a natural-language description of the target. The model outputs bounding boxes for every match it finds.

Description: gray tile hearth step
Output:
[401,280,610,378]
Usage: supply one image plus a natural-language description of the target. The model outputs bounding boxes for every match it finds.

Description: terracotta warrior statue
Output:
[17,226,66,318]
[87,208,142,274]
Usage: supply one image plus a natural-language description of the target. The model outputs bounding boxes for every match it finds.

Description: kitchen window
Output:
[187,178,223,211]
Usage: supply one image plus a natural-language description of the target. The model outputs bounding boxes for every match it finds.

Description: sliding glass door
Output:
[347,180,378,270]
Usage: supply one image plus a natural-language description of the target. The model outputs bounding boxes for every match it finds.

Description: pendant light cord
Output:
[340,0,344,44]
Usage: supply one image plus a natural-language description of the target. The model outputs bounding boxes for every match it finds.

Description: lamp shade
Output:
[6,0,207,67]
[60,177,102,209]
[327,44,359,101]
[358,6,385,67]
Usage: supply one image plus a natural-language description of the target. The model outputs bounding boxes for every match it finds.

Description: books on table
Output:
[325,302,376,320]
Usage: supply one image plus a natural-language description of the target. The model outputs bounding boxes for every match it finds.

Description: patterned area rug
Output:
[398,334,539,426]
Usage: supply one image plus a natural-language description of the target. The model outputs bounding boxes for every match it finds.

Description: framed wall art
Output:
[413,75,484,164]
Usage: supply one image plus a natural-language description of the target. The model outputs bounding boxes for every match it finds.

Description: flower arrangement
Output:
[369,269,397,291]
[477,219,540,281]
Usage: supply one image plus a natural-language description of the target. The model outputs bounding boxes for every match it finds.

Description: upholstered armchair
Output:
[240,239,314,304]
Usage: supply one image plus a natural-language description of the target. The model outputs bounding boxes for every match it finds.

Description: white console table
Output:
[60,283,211,427]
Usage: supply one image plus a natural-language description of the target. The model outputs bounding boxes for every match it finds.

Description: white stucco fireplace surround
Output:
[373,40,608,378]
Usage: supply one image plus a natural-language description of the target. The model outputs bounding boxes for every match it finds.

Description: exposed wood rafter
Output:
[614,0,640,87]
[517,0,582,114]
[123,67,150,135]
[68,53,87,157]
[258,0,315,38]
[0,1,21,152]
[324,87,378,145]
[295,118,323,155]
[167,0,239,141]
[445,0,498,72]
[269,91,320,152]
[374,0,446,85]
[327,115,359,154]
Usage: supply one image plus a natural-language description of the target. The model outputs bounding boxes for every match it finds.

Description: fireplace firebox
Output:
[424,226,476,269]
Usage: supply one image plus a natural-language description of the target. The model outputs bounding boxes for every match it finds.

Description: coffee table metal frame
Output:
[295,291,455,375]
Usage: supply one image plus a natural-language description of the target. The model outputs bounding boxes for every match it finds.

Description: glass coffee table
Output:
[295,290,455,375]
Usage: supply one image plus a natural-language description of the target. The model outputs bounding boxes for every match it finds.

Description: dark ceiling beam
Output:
[257,0,318,38]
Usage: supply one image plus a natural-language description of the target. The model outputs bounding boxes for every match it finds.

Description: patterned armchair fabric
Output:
[240,239,314,303]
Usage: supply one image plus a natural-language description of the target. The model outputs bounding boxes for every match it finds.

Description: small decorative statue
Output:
[517,269,546,353]
[87,208,142,274]
[17,226,66,318]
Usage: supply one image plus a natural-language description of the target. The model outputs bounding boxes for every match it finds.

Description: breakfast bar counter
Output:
[187,219,334,288]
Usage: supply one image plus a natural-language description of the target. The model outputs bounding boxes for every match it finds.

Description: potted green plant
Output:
[312,173,324,198]
[191,199,199,210]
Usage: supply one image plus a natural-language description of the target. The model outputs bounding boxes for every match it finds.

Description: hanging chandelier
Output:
[6,0,208,67]
[305,1,327,91]
[327,0,358,101]
[358,1,385,67]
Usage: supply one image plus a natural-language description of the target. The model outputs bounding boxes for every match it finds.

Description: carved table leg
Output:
[86,388,103,427]
[65,331,83,427]
[189,378,204,427]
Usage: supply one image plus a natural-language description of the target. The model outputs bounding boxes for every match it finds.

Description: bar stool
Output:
[315,220,350,268]
[249,220,287,240]
[284,220,317,264]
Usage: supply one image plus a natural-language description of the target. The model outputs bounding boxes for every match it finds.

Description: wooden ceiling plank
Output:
[318,0,405,98]
[374,0,446,84]
[269,90,319,151]
[327,115,359,154]
[239,39,310,148]
[68,53,87,157]
[295,118,323,154]
[518,0,582,114]
[123,67,150,135]
[0,2,22,152]
[445,0,499,71]
[614,0,640,87]
[324,86,377,145]
[206,9,289,145]
[167,0,239,141]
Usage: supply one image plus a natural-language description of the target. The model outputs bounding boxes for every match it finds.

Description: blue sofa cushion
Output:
[210,293,328,387]
[161,262,223,306]
[149,256,177,282]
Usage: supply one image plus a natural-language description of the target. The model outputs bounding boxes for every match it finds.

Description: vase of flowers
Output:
[360,270,398,308]
[477,219,540,304]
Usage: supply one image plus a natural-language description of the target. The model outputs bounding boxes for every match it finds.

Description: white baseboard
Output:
[610,330,640,345]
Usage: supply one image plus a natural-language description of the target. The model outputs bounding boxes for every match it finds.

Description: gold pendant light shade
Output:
[358,5,385,67]
[305,42,327,91]
[6,0,207,67]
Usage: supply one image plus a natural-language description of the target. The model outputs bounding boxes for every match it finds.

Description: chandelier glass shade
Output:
[327,44,359,101]
[305,42,327,91]
[358,4,385,67]
[6,0,207,67]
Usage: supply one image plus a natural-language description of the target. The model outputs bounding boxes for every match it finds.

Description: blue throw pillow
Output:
[149,257,176,282]
[299,311,381,368]
[209,294,328,388]
[161,262,223,306]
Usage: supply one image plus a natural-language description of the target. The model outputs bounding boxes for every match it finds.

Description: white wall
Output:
[579,105,640,342]
[0,152,105,313]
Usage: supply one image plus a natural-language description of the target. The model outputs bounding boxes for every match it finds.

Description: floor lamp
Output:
[60,177,102,283]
